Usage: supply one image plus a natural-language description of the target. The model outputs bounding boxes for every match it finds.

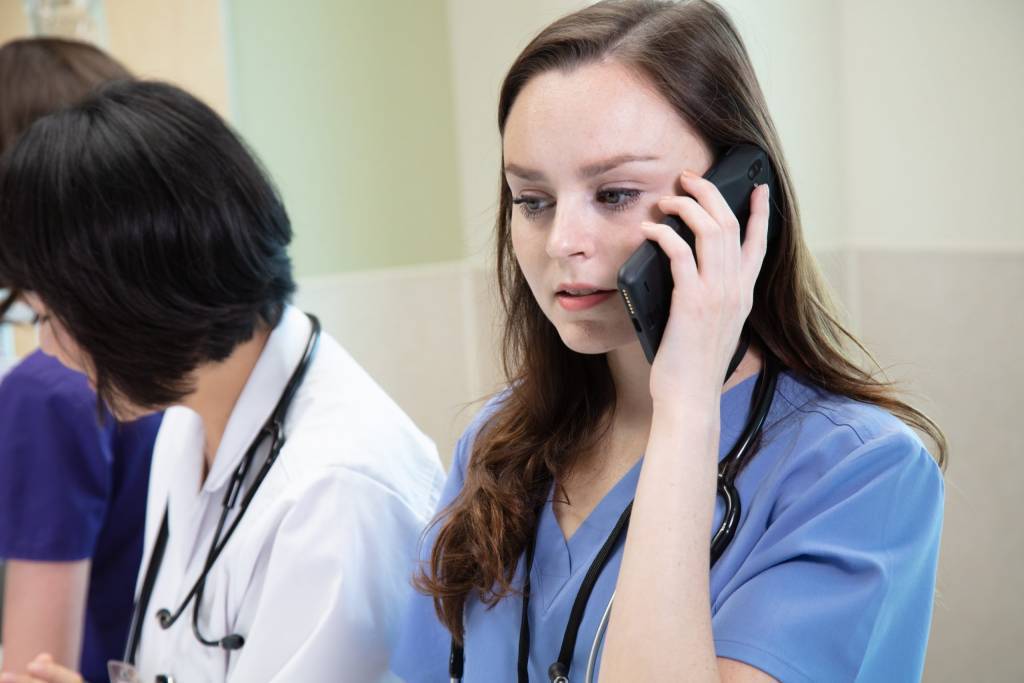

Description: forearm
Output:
[599,402,721,682]
[0,560,89,674]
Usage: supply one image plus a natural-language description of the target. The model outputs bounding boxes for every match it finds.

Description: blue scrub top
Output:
[0,351,162,683]
[392,370,944,682]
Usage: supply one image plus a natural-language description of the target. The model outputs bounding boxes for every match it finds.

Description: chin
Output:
[555,319,635,356]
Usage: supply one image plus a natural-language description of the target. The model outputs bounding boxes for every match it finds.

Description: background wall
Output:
[833,2,1024,680]
[225,0,463,276]
[217,0,474,449]
[0,0,229,115]
[839,0,1023,250]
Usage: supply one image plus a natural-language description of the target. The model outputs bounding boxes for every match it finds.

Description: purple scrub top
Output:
[0,350,162,682]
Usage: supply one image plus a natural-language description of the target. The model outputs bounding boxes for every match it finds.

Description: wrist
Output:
[651,387,720,423]
[649,403,720,449]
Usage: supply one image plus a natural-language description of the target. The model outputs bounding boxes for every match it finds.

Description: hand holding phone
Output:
[617,144,779,363]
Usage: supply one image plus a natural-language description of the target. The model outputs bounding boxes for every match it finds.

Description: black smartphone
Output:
[617,144,779,363]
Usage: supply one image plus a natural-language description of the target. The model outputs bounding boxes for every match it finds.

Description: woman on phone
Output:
[393,1,945,681]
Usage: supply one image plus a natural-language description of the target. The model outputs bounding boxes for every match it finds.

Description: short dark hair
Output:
[0,37,131,319]
[0,80,296,411]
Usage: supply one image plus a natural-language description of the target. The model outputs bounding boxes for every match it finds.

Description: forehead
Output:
[502,60,704,172]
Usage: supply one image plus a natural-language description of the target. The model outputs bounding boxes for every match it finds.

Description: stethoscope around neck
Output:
[120,313,321,667]
[448,336,780,683]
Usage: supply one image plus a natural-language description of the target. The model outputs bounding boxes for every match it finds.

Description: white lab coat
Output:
[134,306,445,682]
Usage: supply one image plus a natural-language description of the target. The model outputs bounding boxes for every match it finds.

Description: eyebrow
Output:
[504,154,660,182]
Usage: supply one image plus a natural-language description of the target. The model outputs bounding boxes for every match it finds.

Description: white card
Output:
[107,660,144,683]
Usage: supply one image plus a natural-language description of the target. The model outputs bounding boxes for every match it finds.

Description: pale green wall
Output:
[226,0,463,276]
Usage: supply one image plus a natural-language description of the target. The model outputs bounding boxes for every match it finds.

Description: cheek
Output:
[42,324,88,375]
[510,222,547,291]
[612,190,683,256]
[608,205,659,264]
[36,324,62,359]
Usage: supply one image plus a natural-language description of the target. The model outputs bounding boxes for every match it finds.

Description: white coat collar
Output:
[201,305,313,494]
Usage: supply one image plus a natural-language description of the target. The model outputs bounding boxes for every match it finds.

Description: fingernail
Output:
[681,170,697,179]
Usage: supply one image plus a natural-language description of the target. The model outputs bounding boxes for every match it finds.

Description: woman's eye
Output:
[512,195,553,219]
[596,188,641,211]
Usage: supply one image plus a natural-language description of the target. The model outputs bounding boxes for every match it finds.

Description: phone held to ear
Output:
[617,144,780,364]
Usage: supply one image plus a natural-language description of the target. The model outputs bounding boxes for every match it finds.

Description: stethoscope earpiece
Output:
[548,661,569,683]
[155,605,244,649]
[221,634,245,650]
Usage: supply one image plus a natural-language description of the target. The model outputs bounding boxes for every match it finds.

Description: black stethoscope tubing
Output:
[449,339,780,683]
[123,313,321,664]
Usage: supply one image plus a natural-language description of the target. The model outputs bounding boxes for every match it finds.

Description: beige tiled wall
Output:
[854,249,1024,682]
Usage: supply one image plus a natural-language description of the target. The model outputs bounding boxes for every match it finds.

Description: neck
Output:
[605,339,764,427]
[183,326,272,478]
[606,342,655,428]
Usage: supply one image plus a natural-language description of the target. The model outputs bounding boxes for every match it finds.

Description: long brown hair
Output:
[0,37,131,319]
[417,0,947,642]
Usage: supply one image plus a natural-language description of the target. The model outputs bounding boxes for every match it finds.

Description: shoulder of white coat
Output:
[274,334,444,519]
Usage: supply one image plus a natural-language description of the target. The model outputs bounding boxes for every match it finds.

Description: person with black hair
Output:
[0,38,163,683]
[0,80,444,683]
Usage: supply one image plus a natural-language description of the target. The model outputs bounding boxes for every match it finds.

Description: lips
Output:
[555,284,617,311]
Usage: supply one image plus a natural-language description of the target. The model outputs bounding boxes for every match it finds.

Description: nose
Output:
[545,200,594,260]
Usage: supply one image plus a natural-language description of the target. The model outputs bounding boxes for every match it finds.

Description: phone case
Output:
[617,144,779,363]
